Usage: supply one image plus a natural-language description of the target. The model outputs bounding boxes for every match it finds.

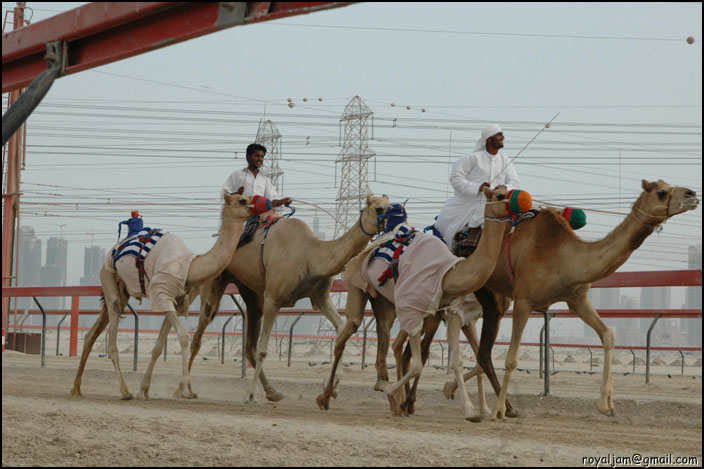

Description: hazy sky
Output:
[3,2,702,330]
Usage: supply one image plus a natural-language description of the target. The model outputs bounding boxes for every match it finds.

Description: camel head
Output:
[634,180,699,224]
[362,194,392,235]
[222,193,254,220]
[482,186,533,219]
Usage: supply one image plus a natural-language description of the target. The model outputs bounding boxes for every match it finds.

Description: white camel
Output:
[70,192,254,400]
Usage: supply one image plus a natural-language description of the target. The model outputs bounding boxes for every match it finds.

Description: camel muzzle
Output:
[680,198,699,211]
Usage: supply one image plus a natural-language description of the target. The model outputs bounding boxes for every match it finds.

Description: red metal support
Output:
[70,296,80,357]
[2,2,355,93]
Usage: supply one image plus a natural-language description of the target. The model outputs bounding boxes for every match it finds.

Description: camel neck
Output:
[441,218,508,299]
[575,207,655,284]
[185,214,247,288]
[315,211,376,276]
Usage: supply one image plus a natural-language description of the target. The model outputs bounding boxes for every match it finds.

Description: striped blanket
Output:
[112,228,164,265]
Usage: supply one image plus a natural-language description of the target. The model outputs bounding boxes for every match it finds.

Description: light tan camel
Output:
[405,179,699,420]
[318,187,529,420]
[390,294,491,416]
[186,194,392,403]
[70,193,254,400]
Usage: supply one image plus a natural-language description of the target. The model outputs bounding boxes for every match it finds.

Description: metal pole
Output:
[539,325,545,378]
[646,314,661,384]
[32,297,46,368]
[543,311,550,395]
[679,350,684,375]
[229,295,246,378]
[630,349,635,373]
[125,303,139,372]
[361,317,375,369]
[587,347,593,372]
[221,313,235,365]
[439,342,444,367]
[288,313,304,367]
[163,332,167,361]
[549,345,555,370]
[56,312,68,356]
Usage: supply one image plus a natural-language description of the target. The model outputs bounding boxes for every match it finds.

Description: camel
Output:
[70,193,254,400]
[318,187,532,420]
[185,194,392,403]
[390,294,492,416]
[404,179,699,420]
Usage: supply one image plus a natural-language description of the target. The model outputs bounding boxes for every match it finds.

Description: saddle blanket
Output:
[105,232,196,312]
[345,226,461,336]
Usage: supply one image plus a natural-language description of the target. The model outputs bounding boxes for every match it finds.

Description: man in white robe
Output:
[434,124,520,251]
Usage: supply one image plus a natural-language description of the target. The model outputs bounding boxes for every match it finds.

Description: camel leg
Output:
[244,295,278,404]
[371,296,396,392]
[385,333,422,416]
[391,330,408,383]
[188,275,227,373]
[443,318,490,416]
[492,300,531,420]
[106,301,133,400]
[568,294,615,416]
[164,309,196,399]
[138,317,172,399]
[237,282,283,402]
[447,312,481,422]
[475,287,516,417]
[317,286,367,410]
[70,303,109,396]
[401,313,442,414]
[312,291,345,335]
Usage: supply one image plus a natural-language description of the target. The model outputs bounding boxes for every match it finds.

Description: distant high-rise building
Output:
[16,226,42,309]
[40,237,68,309]
[639,286,671,333]
[80,245,106,309]
[686,245,702,346]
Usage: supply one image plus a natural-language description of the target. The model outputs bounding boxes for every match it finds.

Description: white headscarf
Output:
[475,124,503,151]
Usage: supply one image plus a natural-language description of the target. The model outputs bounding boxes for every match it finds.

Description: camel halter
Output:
[629,189,675,229]
[358,207,385,237]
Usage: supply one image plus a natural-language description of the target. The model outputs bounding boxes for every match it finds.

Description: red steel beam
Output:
[2,270,702,298]
[591,269,702,288]
[2,2,354,93]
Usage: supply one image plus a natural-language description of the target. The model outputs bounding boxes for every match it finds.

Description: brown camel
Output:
[185,194,392,403]
[318,187,531,419]
[405,179,699,420]
[70,193,254,400]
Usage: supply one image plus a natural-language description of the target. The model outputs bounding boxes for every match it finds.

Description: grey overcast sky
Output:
[3,2,702,305]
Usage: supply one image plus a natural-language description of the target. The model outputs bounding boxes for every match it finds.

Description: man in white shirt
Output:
[222,143,292,209]
[434,124,520,253]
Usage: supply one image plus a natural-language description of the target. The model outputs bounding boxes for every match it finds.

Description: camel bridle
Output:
[630,187,677,228]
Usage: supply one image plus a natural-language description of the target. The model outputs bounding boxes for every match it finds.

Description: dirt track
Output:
[2,350,702,467]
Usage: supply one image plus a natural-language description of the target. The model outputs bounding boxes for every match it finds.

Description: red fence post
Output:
[70,296,79,357]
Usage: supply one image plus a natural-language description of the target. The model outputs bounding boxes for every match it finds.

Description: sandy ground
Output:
[2,341,702,467]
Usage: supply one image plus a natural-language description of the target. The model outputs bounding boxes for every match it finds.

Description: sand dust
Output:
[2,347,701,467]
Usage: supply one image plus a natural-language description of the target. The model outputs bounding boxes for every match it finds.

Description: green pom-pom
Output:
[507,190,532,215]
[563,207,586,230]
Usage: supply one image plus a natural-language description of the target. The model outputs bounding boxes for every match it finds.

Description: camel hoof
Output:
[596,400,614,416]
[244,394,258,404]
[139,389,150,400]
[316,394,330,410]
[70,387,82,397]
[265,391,284,402]
[442,381,456,400]
[466,414,484,423]
[505,409,519,418]
[121,393,135,401]
[374,380,390,392]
